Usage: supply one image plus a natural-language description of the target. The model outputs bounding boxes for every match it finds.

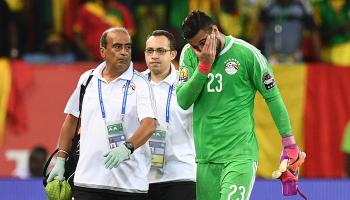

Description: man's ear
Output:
[212,25,219,35]
[100,47,105,59]
[170,50,177,60]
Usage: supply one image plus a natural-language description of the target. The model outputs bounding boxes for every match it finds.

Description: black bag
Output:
[43,72,94,188]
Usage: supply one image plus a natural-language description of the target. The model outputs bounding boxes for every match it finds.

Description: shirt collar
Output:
[144,63,177,86]
[93,61,134,82]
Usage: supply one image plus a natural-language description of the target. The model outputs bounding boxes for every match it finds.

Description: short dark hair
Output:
[182,10,215,40]
[147,30,177,50]
[100,27,130,48]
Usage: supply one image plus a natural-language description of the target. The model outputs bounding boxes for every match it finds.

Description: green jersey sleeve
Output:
[176,44,208,110]
[247,47,292,136]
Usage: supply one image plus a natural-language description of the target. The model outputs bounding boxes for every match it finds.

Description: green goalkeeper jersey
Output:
[176,36,292,163]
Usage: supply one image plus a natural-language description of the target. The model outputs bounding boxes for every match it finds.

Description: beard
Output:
[215,37,222,58]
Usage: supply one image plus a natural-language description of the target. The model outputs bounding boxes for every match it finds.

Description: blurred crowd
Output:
[0,0,349,65]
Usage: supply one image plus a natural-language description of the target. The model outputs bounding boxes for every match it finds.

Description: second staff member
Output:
[143,30,196,200]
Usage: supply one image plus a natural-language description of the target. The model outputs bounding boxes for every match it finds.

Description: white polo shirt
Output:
[143,64,196,183]
[64,62,156,193]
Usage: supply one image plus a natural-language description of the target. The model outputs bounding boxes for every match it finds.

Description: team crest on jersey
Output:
[262,72,276,90]
[122,81,136,95]
[178,67,189,83]
[224,58,240,75]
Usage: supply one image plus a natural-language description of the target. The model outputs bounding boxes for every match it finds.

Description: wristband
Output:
[198,62,211,74]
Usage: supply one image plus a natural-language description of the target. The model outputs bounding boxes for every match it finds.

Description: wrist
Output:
[282,135,296,148]
[198,61,211,74]
[56,157,66,166]
[57,149,69,158]
[124,141,134,154]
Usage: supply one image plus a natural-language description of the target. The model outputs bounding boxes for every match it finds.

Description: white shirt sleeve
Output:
[64,70,94,117]
[136,77,156,121]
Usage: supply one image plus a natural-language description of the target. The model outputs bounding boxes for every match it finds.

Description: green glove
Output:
[47,157,65,182]
[104,144,131,169]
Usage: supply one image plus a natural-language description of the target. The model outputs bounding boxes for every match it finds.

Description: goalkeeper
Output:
[176,10,305,200]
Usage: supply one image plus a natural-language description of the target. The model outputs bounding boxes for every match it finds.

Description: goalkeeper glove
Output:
[272,135,307,198]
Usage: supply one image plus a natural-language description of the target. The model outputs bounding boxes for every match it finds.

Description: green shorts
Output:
[196,160,258,200]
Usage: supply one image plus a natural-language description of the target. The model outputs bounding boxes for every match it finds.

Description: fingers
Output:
[272,159,288,179]
[104,153,114,169]
[47,172,55,182]
[209,34,216,57]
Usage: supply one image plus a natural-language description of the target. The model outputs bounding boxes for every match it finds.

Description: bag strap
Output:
[74,71,94,135]
[42,70,94,178]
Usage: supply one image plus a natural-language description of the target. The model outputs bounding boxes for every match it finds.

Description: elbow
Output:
[176,93,191,110]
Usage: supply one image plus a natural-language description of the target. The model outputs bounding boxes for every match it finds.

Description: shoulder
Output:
[232,38,268,70]
[133,70,151,85]
[233,38,260,56]
[179,44,196,66]
[77,69,95,86]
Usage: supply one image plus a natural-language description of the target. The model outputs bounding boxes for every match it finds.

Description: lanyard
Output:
[98,79,131,122]
[148,72,173,127]
[166,84,174,126]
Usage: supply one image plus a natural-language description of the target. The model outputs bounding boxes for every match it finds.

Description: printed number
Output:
[227,185,246,200]
[207,73,222,93]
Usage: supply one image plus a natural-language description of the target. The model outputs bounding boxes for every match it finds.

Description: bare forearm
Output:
[128,118,156,149]
[57,114,79,158]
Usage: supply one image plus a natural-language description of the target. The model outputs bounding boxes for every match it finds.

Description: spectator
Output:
[22,33,76,63]
[0,0,18,58]
[312,0,350,66]
[29,146,48,177]
[252,0,321,63]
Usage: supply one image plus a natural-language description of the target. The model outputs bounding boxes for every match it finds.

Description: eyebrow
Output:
[112,42,132,46]
[199,38,207,44]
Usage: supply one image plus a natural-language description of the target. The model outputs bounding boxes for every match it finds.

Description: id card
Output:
[149,129,166,168]
[106,122,126,149]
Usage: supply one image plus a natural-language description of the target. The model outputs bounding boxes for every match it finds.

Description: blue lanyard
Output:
[148,72,173,125]
[98,79,131,121]
[166,84,174,124]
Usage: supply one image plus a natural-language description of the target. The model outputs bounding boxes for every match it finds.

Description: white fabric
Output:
[143,64,196,183]
[64,62,156,192]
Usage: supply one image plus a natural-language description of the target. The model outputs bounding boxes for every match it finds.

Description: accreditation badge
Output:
[106,121,126,149]
[149,127,166,169]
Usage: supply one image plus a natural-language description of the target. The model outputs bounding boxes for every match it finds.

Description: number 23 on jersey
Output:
[207,73,222,93]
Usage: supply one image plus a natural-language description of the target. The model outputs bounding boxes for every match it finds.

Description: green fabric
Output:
[196,160,257,200]
[314,0,350,45]
[176,36,292,163]
[266,94,292,136]
[169,0,189,29]
[342,121,350,153]
[45,180,71,200]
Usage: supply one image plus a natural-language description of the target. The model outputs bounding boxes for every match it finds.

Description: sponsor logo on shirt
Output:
[122,82,136,95]
[224,58,240,75]
[262,72,276,90]
[178,67,189,83]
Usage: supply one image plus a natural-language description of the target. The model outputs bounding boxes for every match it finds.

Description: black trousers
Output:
[148,181,196,200]
[74,186,148,200]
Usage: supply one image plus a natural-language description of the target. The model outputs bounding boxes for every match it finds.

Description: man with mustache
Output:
[47,27,156,200]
